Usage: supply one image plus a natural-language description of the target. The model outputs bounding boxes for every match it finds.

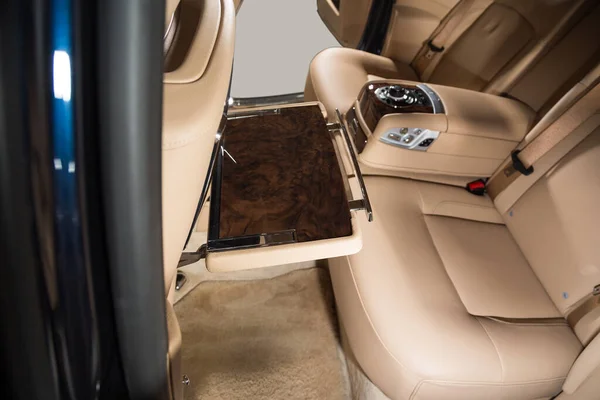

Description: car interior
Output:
[156,0,600,399]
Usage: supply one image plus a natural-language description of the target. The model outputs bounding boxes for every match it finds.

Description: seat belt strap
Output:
[567,285,600,328]
[411,0,475,80]
[487,82,600,199]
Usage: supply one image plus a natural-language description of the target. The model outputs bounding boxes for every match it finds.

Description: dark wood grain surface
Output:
[215,105,352,243]
[358,82,434,132]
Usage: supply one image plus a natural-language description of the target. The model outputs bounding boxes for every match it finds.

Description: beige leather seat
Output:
[161,1,235,398]
[162,0,235,301]
[306,0,600,119]
[329,78,600,399]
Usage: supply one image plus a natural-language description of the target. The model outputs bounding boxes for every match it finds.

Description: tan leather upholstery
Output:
[305,48,418,119]
[306,0,600,118]
[562,333,600,396]
[162,0,235,300]
[484,0,596,97]
[163,0,221,84]
[503,131,600,345]
[426,216,561,319]
[423,1,528,87]
[381,0,461,65]
[329,86,600,399]
[330,178,581,399]
[507,2,600,113]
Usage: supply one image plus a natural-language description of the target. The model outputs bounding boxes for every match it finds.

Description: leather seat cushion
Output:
[425,215,561,319]
[329,176,582,400]
[305,47,418,119]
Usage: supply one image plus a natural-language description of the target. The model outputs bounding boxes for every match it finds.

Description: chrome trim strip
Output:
[417,83,445,114]
[334,109,374,222]
[327,122,354,202]
[164,12,175,41]
[227,108,281,120]
[208,229,298,251]
[229,92,304,109]
[163,7,179,55]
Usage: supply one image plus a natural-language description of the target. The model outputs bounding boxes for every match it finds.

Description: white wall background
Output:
[231,0,340,98]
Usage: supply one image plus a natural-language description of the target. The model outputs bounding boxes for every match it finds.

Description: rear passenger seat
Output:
[306,0,600,119]
[328,67,600,399]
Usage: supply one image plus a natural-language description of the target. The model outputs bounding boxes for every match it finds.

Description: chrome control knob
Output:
[388,86,404,98]
[386,86,416,105]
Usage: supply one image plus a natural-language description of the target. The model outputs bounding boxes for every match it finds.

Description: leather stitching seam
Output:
[345,256,422,387]
[416,376,567,388]
[476,318,505,382]
[430,201,499,216]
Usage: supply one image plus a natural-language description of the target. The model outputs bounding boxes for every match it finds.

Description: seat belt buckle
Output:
[593,284,600,296]
[425,40,445,59]
[511,150,534,176]
[465,179,487,196]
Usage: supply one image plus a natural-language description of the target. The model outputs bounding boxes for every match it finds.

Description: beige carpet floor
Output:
[174,267,350,400]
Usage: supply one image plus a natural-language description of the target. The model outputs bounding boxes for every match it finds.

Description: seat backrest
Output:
[162,0,235,302]
[424,0,600,108]
[492,72,600,346]
[426,0,536,90]
[504,1,600,114]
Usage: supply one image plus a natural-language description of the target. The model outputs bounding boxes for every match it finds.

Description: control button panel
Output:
[419,138,434,147]
[380,127,439,151]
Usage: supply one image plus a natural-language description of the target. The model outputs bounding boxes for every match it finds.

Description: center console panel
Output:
[359,82,443,131]
[347,80,536,179]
